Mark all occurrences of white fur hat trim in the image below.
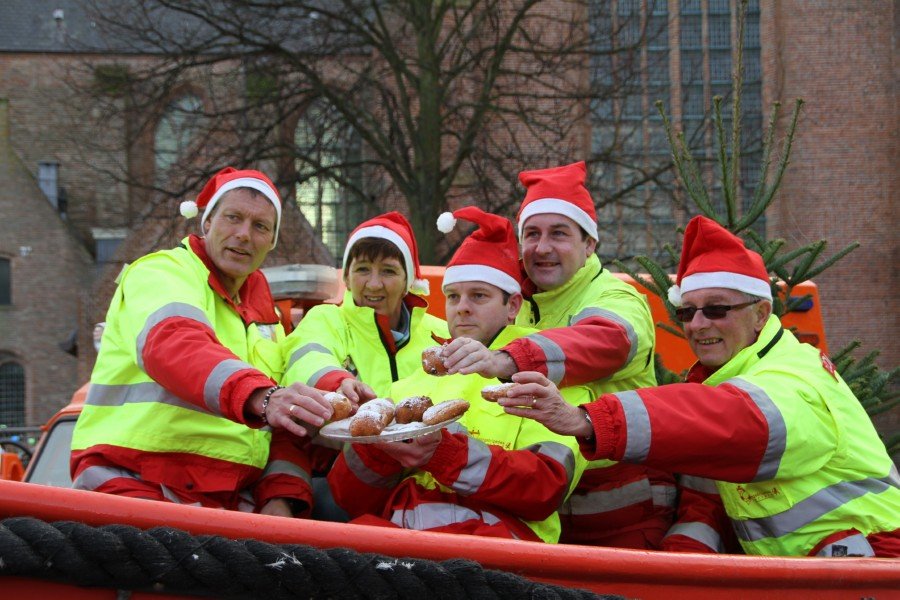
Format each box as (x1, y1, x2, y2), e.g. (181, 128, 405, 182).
(436, 212, 457, 233)
(180, 200, 199, 218)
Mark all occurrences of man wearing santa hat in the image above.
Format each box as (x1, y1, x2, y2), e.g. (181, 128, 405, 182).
(328, 206, 588, 542)
(505, 215, 900, 556)
(71, 167, 332, 517)
(439, 162, 673, 549)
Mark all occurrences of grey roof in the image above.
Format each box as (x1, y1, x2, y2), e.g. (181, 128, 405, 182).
(0, 0, 346, 55)
(0, 0, 110, 53)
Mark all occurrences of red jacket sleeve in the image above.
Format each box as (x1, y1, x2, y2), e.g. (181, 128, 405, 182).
(328, 443, 405, 518)
(661, 475, 737, 553)
(424, 429, 570, 521)
(142, 316, 275, 424)
(581, 383, 774, 482)
(251, 430, 315, 515)
(502, 315, 632, 387)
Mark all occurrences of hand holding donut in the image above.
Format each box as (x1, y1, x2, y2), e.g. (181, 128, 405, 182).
(338, 377, 376, 406)
(441, 337, 517, 379)
(253, 382, 332, 438)
(495, 371, 593, 438)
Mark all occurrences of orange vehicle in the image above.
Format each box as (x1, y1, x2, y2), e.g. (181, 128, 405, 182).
(266, 263, 829, 375)
(3, 266, 882, 599)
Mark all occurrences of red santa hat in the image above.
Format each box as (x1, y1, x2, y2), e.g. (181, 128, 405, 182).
(667, 215, 772, 306)
(342, 211, 430, 296)
(436, 206, 522, 295)
(516, 161, 598, 240)
(180, 167, 282, 247)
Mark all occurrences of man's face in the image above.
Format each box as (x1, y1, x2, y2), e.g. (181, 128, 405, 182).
(682, 287, 771, 369)
(444, 281, 522, 344)
(520, 213, 597, 291)
(203, 189, 276, 295)
(345, 254, 407, 322)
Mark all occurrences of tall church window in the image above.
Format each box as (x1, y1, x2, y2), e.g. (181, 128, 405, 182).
(154, 95, 204, 177)
(0, 258, 10, 305)
(0, 358, 25, 428)
(295, 99, 364, 262)
(590, 0, 762, 264)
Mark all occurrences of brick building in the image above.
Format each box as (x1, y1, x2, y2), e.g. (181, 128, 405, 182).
(0, 1, 895, 429)
(760, 0, 897, 374)
(0, 1, 331, 427)
(0, 98, 92, 426)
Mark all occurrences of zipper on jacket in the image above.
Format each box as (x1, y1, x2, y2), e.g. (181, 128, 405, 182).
(374, 313, 400, 382)
(527, 297, 541, 324)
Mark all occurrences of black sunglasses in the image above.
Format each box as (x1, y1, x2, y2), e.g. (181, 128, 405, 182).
(674, 299, 760, 323)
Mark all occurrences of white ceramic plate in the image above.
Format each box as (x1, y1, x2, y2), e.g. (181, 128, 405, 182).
(318, 414, 463, 444)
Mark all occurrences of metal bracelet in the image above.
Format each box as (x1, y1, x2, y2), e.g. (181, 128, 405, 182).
(260, 385, 284, 426)
(580, 408, 595, 441)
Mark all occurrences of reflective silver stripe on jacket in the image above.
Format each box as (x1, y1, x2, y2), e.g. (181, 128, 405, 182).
(562, 480, 675, 515)
(86, 381, 208, 414)
(260, 459, 312, 486)
(722, 378, 786, 481)
(342, 444, 403, 488)
(571, 307, 638, 366)
(523, 333, 566, 384)
(204, 358, 256, 415)
(390, 502, 516, 538)
(529, 441, 577, 492)
(731, 475, 897, 542)
(286, 343, 332, 372)
(452, 437, 493, 495)
(616, 390, 651, 463)
(815, 533, 875, 557)
(446, 421, 469, 435)
(136, 302, 212, 369)
(664, 522, 724, 552)
(73, 464, 140, 491)
(680, 475, 720, 495)
(308, 365, 343, 387)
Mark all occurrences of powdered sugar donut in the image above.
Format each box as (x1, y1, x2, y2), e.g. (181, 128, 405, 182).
(421, 346, 449, 375)
(395, 396, 434, 424)
(349, 398, 395, 436)
(422, 399, 470, 425)
(481, 383, 516, 401)
(324, 392, 352, 422)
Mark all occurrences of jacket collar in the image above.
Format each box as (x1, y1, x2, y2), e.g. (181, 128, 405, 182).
(523, 253, 603, 302)
(340, 290, 431, 353)
(186, 235, 279, 324)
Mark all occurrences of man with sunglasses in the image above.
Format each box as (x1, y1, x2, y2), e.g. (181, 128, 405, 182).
(503, 215, 900, 557)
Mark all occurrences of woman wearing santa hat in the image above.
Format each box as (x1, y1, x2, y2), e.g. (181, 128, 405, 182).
(282, 211, 448, 405)
(504, 215, 900, 557)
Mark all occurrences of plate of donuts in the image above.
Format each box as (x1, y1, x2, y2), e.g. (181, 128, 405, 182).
(318, 396, 470, 443)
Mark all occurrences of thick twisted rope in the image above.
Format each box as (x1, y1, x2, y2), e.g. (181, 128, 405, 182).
(0, 517, 617, 599)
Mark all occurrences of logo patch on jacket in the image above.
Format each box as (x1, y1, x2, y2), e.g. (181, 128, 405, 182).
(820, 351, 838, 380)
(736, 485, 780, 505)
(257, 324, 277, 341)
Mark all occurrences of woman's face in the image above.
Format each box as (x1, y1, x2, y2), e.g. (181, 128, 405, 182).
(346, 254, 407, 323)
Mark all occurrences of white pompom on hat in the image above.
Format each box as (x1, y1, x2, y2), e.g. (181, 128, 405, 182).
(516, 161, 598, 241)
(438, 206, 521, 295)
(181, 166, 282, 248)
(668, 215, 772, 306)
(343, 211, 430, 296)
